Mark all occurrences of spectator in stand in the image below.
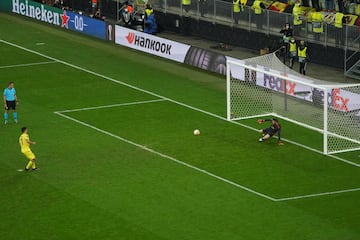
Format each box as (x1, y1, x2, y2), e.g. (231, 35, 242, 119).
(325, 0, 335, 10)
(252, 0, 266, 30)
(53, 0, 61, 8)
(334, 13, 350, 47)
(199, 0, 207, 17)
(311, 0, 320, 9)
(292, 0, 303, 36)
(120, 1, 134, 25)
(233, 0, 241, 24)
(94, 9, 104, 20)
(144, 7, 157, 35)
(182, 0, 191, 35)
(280, 23, 293, 63)
(302, 0, 310, 7)
(336, 0, 345, 12)
(233, 0, 247, 24)
(92, 0, 98, 14)
(310, 8, 324, 41)
(182, 0, 191, 15)
(145, 3, 154, 17)
(297, 40, 308, 75)
(126, 2, 134, 14)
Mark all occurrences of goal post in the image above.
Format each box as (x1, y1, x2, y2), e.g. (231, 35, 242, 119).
(226, 59, 360, 155)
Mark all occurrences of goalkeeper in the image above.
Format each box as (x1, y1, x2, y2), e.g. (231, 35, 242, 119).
(257, 118, 283, 145)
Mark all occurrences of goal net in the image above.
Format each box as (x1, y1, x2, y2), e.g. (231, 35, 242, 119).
(226, 53, 360, 154)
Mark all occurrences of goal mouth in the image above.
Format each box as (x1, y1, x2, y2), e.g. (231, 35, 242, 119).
(226, 53, 360, 155)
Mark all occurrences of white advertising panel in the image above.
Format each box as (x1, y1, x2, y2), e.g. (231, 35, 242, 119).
(226, 56, 360, 112)
(115, 25, 190, 63)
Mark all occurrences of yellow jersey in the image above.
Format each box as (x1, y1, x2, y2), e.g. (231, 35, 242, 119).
(334, 12, 344, 28)
(311, 12, 324, 33)
(19, 133, 31, 152)
(292, 3, 302, 26)
(289, 42, 297, 53)
(233, 0, 241, 13)
(252, 0, 262, 14)
(145, 8, 153, 17)
(182, 0, 191, 6)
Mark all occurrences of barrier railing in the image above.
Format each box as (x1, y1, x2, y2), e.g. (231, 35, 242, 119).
(53, 0, 358, 50)
(150, 0, 359, 50)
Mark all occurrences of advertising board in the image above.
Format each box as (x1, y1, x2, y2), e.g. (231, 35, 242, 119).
(115, 25, 190, 63)
(7, 0, 106, 39)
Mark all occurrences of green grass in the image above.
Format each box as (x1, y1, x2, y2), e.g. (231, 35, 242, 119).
(1, 12, 360, 240)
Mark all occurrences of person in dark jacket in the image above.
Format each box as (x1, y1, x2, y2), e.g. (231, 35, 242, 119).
(280, 23, 294, 63)
(144, 10, 157, 34)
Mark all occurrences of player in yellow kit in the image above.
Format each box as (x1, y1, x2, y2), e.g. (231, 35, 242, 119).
(19, 127, 38, 171)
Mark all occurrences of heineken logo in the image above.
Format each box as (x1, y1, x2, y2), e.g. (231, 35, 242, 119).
(11, 0, 69, 27)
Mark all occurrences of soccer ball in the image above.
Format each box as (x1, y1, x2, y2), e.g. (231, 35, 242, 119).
(193, 129, 200, 136)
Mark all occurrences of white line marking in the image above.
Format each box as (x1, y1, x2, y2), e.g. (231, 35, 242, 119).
(231, 119, 360, 166)
(1, 39, 357, 169)
(275, 187, 360, 201)
(58, 99, 166, 113)
(0, 61, 56, 69)
(230, 120, 360, 167)
(54, 111, 277, 202)
(57, 103, 360, 202)
(3, 39, 360, 201)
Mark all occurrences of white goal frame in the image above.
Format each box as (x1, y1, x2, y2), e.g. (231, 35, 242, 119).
(226, 59, 360, 155)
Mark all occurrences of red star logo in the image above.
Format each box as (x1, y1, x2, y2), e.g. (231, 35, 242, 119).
(61, 10, 69, 28)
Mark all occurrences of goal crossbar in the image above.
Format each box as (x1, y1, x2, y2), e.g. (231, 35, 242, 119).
(226, 59, 360, 155)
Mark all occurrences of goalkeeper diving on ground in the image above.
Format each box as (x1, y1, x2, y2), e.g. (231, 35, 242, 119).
(257, 118, 283, 145)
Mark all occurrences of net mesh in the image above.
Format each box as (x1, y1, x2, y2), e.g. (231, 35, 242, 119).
(228, 54, 360, 154)
(243, 52, 345, 86)
(229, 71, 273, 120)
(326, 86, 360, 154)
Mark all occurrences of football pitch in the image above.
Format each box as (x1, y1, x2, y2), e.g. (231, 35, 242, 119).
(1, 13, 360, 239)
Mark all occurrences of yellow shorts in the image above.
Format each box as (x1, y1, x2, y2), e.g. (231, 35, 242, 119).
(22, 150, 36, 161)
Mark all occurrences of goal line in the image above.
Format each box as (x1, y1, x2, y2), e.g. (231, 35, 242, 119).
(226, 59, 360, 155)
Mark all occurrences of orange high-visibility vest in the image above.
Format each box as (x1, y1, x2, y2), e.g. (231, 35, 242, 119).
(127, 5, 133, 14)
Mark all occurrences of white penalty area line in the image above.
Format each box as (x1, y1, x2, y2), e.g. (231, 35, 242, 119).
(57, 99, 166, 113)
(54, 111, 277, 202)
(3, 39, 360, 201)
(230, 120, 360, 168)
(275, 187, 360, 202)
(56, 109, 360, 202)
(0, 61, 56, 69)
(1, 39, 358, 169)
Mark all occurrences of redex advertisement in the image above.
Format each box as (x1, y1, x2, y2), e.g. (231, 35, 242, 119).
(115, 25, 190, 63)
(229, 60, 360, 112)
(114, 23, 360, 112)
(4, 0, 106, 39)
